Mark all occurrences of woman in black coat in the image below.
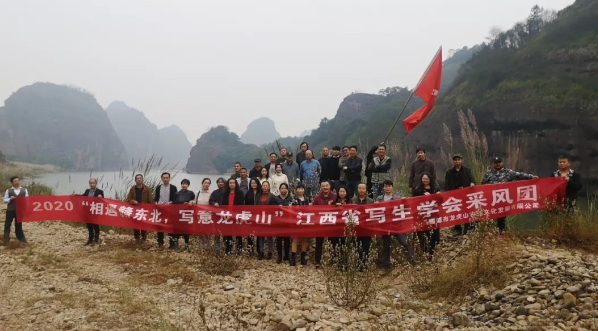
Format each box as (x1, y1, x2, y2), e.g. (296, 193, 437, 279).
(221, 177, 245, 255)
(412, 172, 441, 261)
(255, 180, 278, 260)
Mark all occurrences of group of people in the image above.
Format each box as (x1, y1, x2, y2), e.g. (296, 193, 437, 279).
(3, 142, 583, 270)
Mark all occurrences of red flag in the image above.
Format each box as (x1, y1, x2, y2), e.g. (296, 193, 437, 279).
(403, 47, 443, 134)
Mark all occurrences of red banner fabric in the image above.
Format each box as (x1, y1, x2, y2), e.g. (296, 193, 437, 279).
(16, 178, 565, 237)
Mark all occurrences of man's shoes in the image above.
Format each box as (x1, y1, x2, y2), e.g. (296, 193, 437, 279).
(267, 252, 273, 260)
(89, 240, 97, 247)
(277, 255, 283, 264)
(258, 252, 264, 261)
(84, 240, 92, 246)
(289, 253, 297, 266)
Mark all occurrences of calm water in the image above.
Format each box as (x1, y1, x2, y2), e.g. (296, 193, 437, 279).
(28, 171, 228, 198)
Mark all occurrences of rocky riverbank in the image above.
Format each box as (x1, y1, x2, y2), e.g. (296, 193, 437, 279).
(0, 208, 596, 330)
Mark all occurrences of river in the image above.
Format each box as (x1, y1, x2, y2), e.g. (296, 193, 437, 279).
(28, 171, 227, 198)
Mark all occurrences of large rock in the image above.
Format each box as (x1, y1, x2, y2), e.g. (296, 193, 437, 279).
(0, 83, 127, 170)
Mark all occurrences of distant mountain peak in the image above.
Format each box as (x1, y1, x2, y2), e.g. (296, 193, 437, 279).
(240, 117, 281, 145)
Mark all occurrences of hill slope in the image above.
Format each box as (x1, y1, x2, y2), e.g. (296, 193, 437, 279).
(407, 0, 598, 183)
(0, 83, 127, 170)
(240, 117, 281, 146)
(106, 101, 191, 167)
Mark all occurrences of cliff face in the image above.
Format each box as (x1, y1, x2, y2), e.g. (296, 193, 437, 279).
(240, 117, 281, 146)
(186, 126, 264, 174)
(106, 101, 191, 167)
(0, 83, 127, 170)
(407, 0, 598, 184)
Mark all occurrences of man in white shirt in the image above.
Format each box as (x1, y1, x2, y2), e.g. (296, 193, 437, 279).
(3, 176, 29, 244)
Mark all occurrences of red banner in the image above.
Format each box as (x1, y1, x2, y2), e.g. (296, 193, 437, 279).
(16, 178, 566, 237)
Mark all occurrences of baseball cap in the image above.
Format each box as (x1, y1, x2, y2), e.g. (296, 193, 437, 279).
(452, 153, 463, 160)
(491, 157, 503, 163)
(254, 158, 261, 163)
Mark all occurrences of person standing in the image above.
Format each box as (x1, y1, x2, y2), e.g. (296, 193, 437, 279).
(343, 146, 363, 199)
(256, 181, 278, 260)
(126, 174, 153, 242)
(330, 186, 349, 264)
(275, 183, 293, 264)
(444, 154, 475, 236)
(291, 183, 310, 266)
(281, 152, 300, 184)
(220, 178, 245, 255)
(209, 177, 226, 207)
(300, 150, 321, 199)
(249, 159, 263, 179)
(269, 164, 289, 197)
(350, 183, 374, 269)
(482, 157, 538, 232)
(413, 173, 441, 261)
(74, 178, 104, 246)
(318, 147, 332, 183)
(365, 145, 378, 198)
(376, 180, 415, 270)
(278, 147, 288, 164)
(267, 153, 280, 178)
(369, 144, 392, 201)
(296, 142, 309, 165)
(312, 181, 337, 268)
(154, 172, 178, 248)
(552, 155, 582, 210)
(237, 168, 250, 196)
(195, 178, 212, 206)
(3, 176, 28, 244)
(409, 148, 436, 194)
(258, 168, 270, 185)
(338, 146, 350, 187)
(329, 146, 342, 191)
(231, 162, 242, 179)
(173, 179, 195, 252)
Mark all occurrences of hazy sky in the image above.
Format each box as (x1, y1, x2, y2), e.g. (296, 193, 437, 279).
(0, 0, 574, 143)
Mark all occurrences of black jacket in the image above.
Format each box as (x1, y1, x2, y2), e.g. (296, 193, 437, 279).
(552, 170, 582, 202)
(255, 192, 278, 206)
(80, 188, 104, 197)
(329, 156, 341, 181)
(174, 190, 196, 204)
(444, 166, 475, 191)
(296, 152, 307, 166)
(344, 156, 363, 181)
(249, 167, 263, 179)
(244, 189, 261, 205)
(365, 146, 377, 179)
(221, 190, 245, 206)
(154, 184, 177, 203)
(209, 189, 224, 205)
(318, 156, 336, 182)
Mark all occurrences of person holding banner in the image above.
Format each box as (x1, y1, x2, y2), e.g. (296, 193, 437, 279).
(72, 178, 104, 246)
(351, 183, 374, 269)
(313, 180, 337, 268)
(329, 186, 349, 264)
(221, 178, 245, 255)
(172, 179, 195, 252)
(444, 154, 476, 236)
(482, 157, 538, 232)
(291, 183, 310, 266)
(3, 176, 28, 244)
(256, 181, 277, 260)
(126, 174, 153, 242)
(275, 183, 292, 264)
(376, 180, 415, 270)
(154, 172, 177, 249)
(552, 155, 582, 210)
(413, 172, 441, 261)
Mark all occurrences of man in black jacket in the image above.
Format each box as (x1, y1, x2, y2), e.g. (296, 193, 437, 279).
(444, 154, 475, 236)
(409, 148, 436, 194)
(154, 172, 178, 248)
(553, 155, 583, 210)
(296, 142, 309, 165)
(342, 146, 363, 199)
(75, 178, 104, 246)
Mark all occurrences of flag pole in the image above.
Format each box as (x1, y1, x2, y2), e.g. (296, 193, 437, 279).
(383, 46, 442, 143)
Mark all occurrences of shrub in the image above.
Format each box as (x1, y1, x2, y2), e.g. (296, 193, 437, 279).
(541, 196, 598, 251)
(322, 220, 379, 309)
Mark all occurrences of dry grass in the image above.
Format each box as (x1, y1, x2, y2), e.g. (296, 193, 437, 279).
(541, 198, 598, 251)
(405, 220, 519, 300)
(322, 221, 379, 309)
(190, 236, 248, 277)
